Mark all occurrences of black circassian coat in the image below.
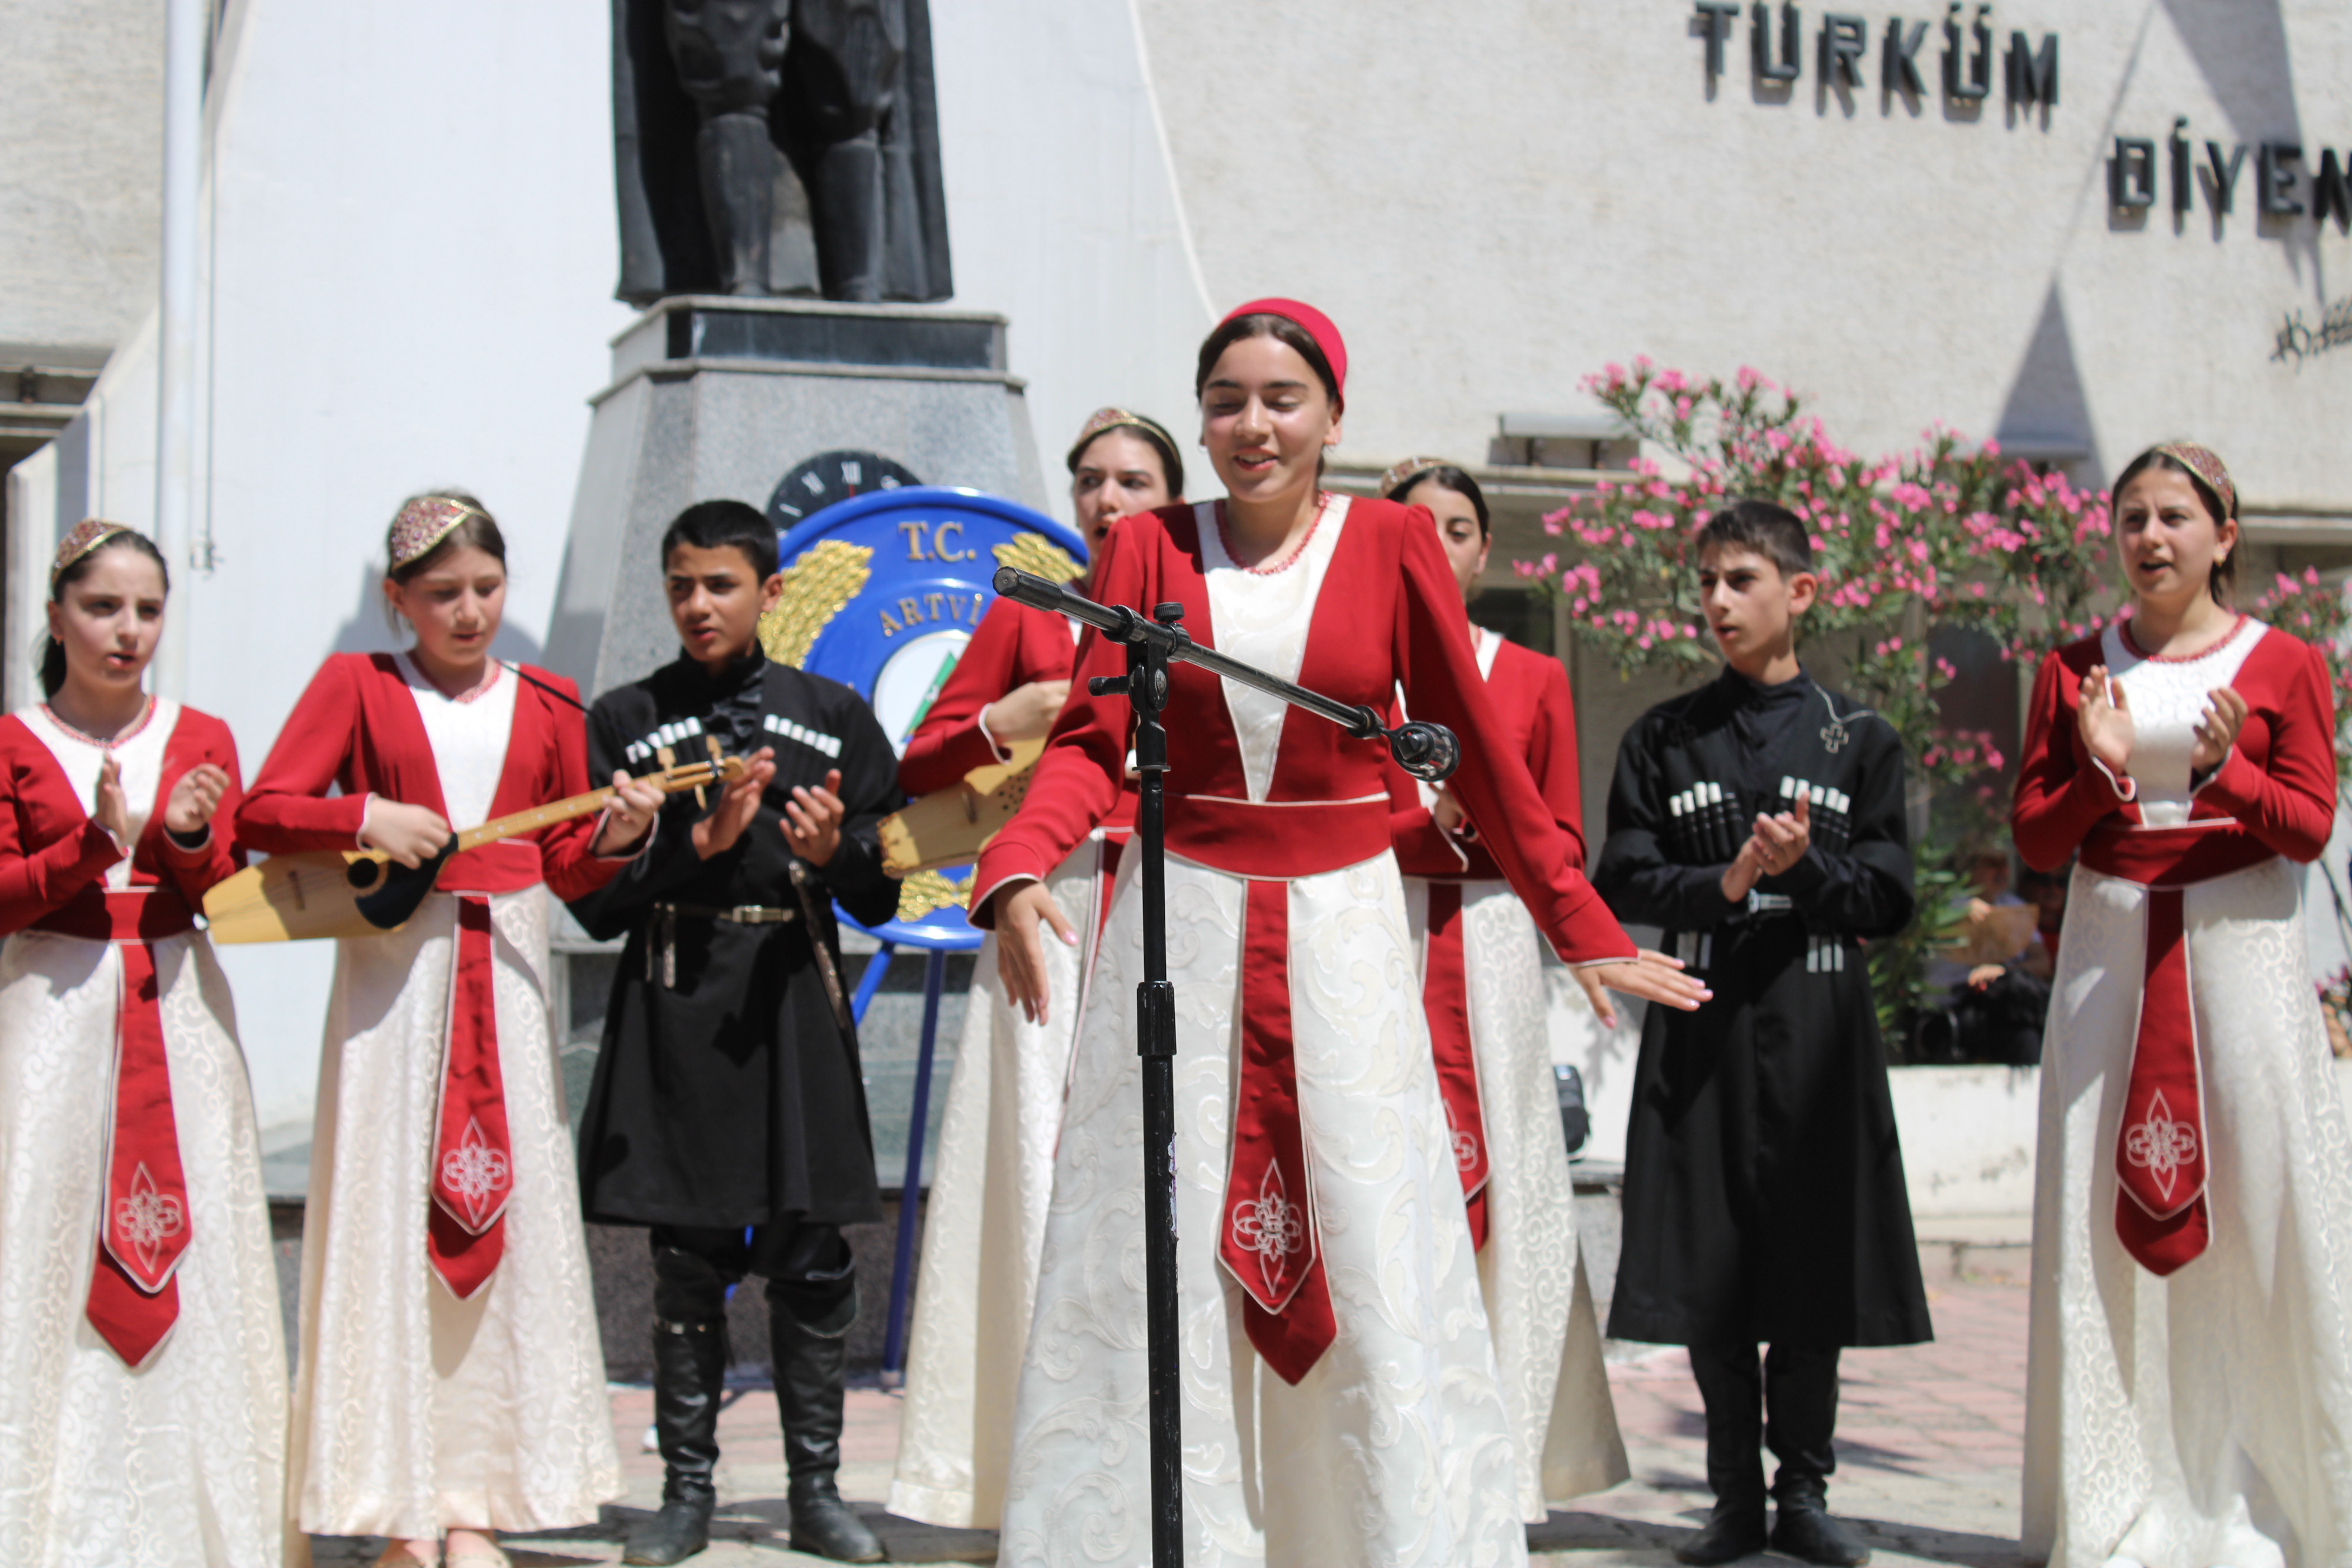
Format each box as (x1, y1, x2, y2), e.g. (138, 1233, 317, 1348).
(570, 651, 904, 1230)
(1595, 667, 1932, 1350)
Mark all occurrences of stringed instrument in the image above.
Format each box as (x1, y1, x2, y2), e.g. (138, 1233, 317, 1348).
(202, 754, 746, 944)
(877, 738, 1045, 876)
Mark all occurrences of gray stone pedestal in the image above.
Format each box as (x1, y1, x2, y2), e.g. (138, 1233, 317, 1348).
(545, 295, 1048, 696)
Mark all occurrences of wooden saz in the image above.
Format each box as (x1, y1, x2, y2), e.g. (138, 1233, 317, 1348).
(877, 738, 1044, 876)
(202, 754, 746, 944)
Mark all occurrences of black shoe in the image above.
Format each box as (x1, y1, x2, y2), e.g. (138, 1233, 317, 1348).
(1676, 1503, 1768, 1565)
(789, 1475, 885, 1563)
(624, 1489, 715, 1566)
(1771, 1501, 1871, 1566)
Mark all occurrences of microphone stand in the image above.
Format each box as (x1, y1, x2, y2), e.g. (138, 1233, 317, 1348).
(993, 566, 1458, 1568)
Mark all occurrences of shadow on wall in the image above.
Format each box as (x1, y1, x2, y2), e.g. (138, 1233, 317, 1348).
(323, 558, 545, 667)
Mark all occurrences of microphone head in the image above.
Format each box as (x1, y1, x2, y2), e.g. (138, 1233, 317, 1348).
(1389, 721, 1459, 783)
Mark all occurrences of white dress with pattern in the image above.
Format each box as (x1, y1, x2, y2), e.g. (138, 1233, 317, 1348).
(2023, 621, 2352, 1568)
(0, 700, 292, 1567)
(995, 503, 1529, 1568)
(1400, 631, 1630, 1521)
(288, 659, 622, 1538)
(890, 826, 1121, 1528)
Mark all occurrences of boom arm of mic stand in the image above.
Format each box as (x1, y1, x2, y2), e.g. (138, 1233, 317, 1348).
(993, 567, 1460, 782)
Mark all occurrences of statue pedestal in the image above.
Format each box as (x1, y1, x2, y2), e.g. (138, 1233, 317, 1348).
(545, 295, 1047, 697)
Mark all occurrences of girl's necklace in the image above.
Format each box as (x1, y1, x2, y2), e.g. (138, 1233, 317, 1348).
(43, 693, 155, 749)
(1217, 492, 1331, 576)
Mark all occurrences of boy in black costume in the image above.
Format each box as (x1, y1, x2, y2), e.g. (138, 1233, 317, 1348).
(1595, 502, 1930, 1567)
(570, 500, 903, 1564)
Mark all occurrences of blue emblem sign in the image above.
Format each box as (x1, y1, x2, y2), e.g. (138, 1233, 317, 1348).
(758, 486, 1087, 945)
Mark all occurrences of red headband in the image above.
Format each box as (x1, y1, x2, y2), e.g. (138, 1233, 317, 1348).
(1221, 297, 1348, 401)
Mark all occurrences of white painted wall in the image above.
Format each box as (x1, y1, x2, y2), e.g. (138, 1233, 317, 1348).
(40, 0, 635, 1128)
(1135, 0, 2352, 502)
(926, 0, 1213, 512)
(0, 0, 163, 355)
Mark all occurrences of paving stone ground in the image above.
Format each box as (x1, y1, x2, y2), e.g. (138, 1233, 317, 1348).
(309, 1278, 2031, 1567)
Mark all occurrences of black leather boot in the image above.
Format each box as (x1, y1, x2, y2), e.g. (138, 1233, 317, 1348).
(625, 1315, 727, 1566)
(1680, 1344, 1768, 1565)
(772, 1285, 883, 1562)
(1766, 1346, 1869, 1566)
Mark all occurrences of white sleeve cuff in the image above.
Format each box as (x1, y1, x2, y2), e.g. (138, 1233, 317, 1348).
(355, 792, 381, 851)
(974, 704, 1015, 765)
(2090, 756, 2138, 803)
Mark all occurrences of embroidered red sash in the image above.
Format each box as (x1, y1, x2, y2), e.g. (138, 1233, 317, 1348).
(39, 888, 197, 1368)
(2082, 823, 2275, 1276)
(1422, 882, 1491, 1250)
(426, 896, 514, 1298)
(1220, 878, 1337, 1384)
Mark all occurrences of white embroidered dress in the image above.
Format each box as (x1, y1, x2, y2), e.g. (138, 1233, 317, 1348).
(889, 819, 1122, 1528)
(288, 658, 622, 1537)
(2022, 620, 2352, 1568)
(0, 699, 290, 1568)
(996, 501, 1528, 1568)
(1400, 627, 1629, 1521)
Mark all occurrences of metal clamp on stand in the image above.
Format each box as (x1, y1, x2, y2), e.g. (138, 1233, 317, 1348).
(992, 566, 1459, 1568)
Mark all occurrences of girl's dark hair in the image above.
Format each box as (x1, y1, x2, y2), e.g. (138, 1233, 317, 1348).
(1387, 465, 1491, 539)
(663, 498, 780, 579)
(387, 489, 507, 585)
(1194, 312, 1341, 411)
(1072, 424, 1185, 501)
(43, 527, 169, 698)
(2112, 448, 2236, 605)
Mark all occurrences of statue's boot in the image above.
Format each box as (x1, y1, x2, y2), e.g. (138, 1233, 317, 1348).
(625, 1314, 726, 1566)
(814, 134, 886, 303)
(697, 109, 775, 295)
(772, 1288, 883, 1562)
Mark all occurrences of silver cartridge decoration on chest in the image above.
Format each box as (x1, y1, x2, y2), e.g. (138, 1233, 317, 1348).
(1780, 776, 1854, 852)
(1668, 780, 1741, 862)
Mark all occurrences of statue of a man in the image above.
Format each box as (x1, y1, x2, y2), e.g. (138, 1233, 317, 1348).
(613, 0, 952, 305)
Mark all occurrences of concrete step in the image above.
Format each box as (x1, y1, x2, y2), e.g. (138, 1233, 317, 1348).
(1915, 1214, 2032, 1285)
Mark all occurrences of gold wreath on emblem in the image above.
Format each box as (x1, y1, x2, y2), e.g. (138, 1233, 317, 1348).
(894, 868, 972, 922)
(991, 535, 1084, 586)
(758, 540, 874, 667)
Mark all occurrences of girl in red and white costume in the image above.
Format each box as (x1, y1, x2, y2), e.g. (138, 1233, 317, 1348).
(888, 409, 1178, 1529)
(977, 302, 1704, 1567)
(2014, 444, 2352, 1568)
(240, 495, 663, 1568)
(0, 522, 287, 1567)
(1382, 457, 1631, 1522)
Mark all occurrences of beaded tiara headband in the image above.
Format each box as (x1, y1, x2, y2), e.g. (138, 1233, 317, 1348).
(1378, 456, 1451, 498)
(389, 495, 489, 569)
(2150, 442, 2237, 520)
(50, 520, 130, 588)
(1067, 407, 1178, 472)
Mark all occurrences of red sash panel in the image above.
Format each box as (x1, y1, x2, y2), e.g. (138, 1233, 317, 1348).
(1220, 878, 1335, 1385)
(89, 936, 191, 1368)
(2082, 822, 2273, 1277)
(427, 896, 514, 1298)
(2114, 886, 2209, 1273)
(1422, 883, 1491, 1250)
(1171, 795, 1390, 880)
